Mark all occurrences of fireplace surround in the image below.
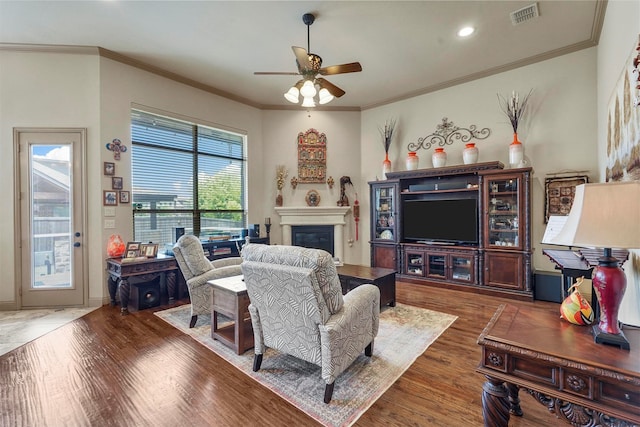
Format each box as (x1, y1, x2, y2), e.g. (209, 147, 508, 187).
(275, 206, 351, 263)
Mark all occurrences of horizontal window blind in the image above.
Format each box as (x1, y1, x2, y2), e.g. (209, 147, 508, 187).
(131, 109, 246, 244)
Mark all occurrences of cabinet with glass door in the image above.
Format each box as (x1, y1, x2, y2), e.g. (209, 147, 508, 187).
(369, 180, 399, 269)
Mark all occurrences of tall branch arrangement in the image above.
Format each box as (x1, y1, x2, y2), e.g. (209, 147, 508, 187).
(497, 89, 533, 133)
(378, 118, 397, 153)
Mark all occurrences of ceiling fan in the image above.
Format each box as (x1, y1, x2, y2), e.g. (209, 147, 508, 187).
(254, 13, 362, 106)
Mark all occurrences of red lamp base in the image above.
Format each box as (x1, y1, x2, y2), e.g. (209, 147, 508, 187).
(592, 325, 630, 350)
(591, 249, 630, 350)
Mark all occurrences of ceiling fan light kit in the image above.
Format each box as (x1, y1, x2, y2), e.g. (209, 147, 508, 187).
(258, 13, 362, 107)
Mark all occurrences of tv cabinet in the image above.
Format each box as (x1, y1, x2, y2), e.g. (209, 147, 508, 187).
(370, 161, 533, 300)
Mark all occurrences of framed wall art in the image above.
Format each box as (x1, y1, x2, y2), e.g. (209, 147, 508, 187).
(544, 175, 588, 223)
(103, 190, 118, 206)
(297, 128, 327, 183)
(119, 190, 130, 204)
(104, 162, 115, 176)
(112, 176, 123, 190)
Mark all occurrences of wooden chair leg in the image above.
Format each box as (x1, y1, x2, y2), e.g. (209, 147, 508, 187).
(253, 354, 263, 372)
(365, 341, 373, 357)
(189, 315, 198, 328)
(324, 382, 335, 404)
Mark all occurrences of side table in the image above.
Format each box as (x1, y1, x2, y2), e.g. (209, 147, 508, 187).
(477, 304, 639, 426)
(336, 264, 396, 308)
(208, 275, 254, 355)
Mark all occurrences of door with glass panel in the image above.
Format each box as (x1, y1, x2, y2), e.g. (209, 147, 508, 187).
(16, 128, 86, 307)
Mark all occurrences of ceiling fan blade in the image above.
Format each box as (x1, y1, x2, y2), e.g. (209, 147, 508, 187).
(319, 62, 362, 75)
(254, 71, 301, 75)
(316, 77, 345, 98)
(292, 46, 312, 71)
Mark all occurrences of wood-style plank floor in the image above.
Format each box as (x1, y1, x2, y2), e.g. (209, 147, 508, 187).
(1, 282, 568, 426)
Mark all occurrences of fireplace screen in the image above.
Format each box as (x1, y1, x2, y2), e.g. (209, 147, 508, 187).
(292, 225, 334, 256)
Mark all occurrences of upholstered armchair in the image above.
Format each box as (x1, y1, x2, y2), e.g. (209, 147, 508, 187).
(173, 235, 242, 328)
(241, 244, 380, 403)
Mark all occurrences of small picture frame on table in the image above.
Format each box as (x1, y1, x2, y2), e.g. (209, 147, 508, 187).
(104, 162, 115, 176)
(140, 243, 158, 258)
(119, 191, 130, 204)
(103, 190, 118, 206)
(112, 177, 123, 190)
(125, 242, 141, 258)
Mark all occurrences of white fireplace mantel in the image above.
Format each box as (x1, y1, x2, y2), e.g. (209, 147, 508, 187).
(275, 206, 351, 262)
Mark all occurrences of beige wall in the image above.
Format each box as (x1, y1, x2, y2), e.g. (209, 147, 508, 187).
(596, 0, 640, 326)
(360, 48, 599, 271)
(2, 1, 635, 308)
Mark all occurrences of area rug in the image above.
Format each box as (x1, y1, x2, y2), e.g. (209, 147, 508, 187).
(155, 303, 457, 427)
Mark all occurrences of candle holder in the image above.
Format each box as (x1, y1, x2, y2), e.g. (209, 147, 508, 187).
(264, 218, 272, 244)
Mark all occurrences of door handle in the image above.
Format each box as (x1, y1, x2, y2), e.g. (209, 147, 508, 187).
(74, 242, 81, 247)
(75, 232, 81, 237)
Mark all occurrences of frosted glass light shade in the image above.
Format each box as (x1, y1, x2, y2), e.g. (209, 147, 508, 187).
(284, 86, 299, 103)
(300, 80, 317, 98)
(301, 96, 316, 108)
(318, 88, 334, 104)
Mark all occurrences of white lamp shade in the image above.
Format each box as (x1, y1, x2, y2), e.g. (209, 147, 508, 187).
(284, 86, 299, 103)
(301, 96, 316, 108)
(550, 182, 640, 249)
(318, 88, 334, 105)
(299, 80, 317, 98)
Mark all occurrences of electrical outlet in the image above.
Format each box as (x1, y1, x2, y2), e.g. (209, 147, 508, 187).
(104, 219, 116, 229)
(104, 207, 116, 217)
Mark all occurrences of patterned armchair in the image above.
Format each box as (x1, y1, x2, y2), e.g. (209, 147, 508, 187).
(173, 235, 242, 328)
(241, 244, 380, 403)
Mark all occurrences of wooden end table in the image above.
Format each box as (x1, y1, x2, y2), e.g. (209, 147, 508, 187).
(336, 264, 396, 308)
(207, 275, 253, 355)
(477, 304, 640, 426)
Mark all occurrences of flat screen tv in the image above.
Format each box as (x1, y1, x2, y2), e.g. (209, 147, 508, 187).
(402, 198, 478, 245)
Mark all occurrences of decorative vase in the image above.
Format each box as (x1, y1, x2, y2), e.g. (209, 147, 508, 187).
(275, 190, 283, 207)
(406, 151, 419, 170)
(382, 152, 392, 179)
(592, 263, 627, 336)
(432, 148, 447, 168)
(509, 133, 524, 168)
(107, 234, 125, 258)
(463, 143, 479, 164)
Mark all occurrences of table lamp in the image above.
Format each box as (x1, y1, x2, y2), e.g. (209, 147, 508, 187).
(550, 181, 640, 350)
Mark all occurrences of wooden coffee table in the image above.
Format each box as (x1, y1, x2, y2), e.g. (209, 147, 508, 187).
(207, 275, 253, 355)
(336, 264, 396, 308)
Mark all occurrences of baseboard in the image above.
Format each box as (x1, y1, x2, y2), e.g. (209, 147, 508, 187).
(0, 301, 18, 311)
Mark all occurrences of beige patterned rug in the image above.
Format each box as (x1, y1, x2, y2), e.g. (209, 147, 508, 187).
(155, 303, 457, 427)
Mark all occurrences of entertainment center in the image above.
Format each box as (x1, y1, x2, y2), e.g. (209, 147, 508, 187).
(369, 161, 533, 299)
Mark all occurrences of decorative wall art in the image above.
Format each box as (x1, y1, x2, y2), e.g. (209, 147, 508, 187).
(605, 34, 640, 183)
(297, 128, 327, 183)
(544, 175, 589, 223)
(407, 117, 491, 152)
(106, 138, 127, 160)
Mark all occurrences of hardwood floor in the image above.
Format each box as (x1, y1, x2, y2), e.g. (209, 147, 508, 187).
(0, 282, 569, 426)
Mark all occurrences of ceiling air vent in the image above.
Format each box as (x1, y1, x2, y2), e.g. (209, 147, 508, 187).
(510, 3, 539, 25)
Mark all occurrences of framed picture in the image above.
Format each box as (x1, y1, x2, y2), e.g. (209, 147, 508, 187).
(544, 175, 589, 223)
(140, 243, 158, 258)
(125, 242, 141, 258)
(119, 190, 130, 204)
(112, 176, 123, 190)
(103, 190, 118, 206)
(104, 162, 115, 176)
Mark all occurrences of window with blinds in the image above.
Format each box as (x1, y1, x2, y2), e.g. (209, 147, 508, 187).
(131, 109, 246, 245)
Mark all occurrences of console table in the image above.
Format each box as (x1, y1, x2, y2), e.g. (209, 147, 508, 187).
(106, 254, 179, 314)
(477, 304, 639, 426)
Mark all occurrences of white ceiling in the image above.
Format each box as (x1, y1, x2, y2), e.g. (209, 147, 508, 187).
(0, 1, 604, 110)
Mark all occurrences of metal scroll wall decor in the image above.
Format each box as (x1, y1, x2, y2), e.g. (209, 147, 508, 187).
(407, 117, 491, 152)
(297, 128, 327, 183)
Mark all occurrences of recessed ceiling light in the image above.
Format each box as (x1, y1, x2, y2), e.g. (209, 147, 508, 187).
(457, 26, 475, 37)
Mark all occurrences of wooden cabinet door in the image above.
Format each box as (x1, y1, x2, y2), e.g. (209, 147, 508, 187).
(372, 244, 397, 270)
(484, 251, 523, 290)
